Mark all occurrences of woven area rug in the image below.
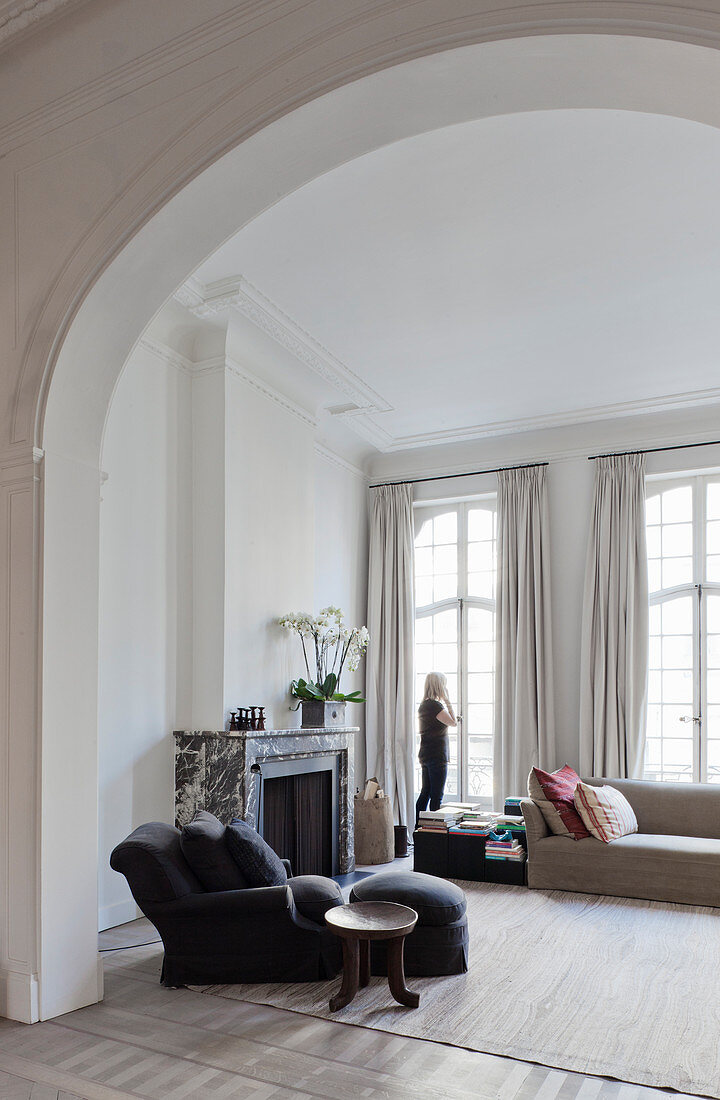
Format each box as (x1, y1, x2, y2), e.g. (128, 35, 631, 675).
(197, 882, 720, 1097)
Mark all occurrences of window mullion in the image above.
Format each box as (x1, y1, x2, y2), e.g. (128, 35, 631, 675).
(696, 480, 704, 782)
(458, 503, 468, 801)
(698, 478, 707, 782)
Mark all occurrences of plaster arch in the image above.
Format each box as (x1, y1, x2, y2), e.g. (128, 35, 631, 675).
(36, 31, 720, 1021)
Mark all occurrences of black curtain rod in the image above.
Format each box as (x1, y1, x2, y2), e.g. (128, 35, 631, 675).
(369, 461, 548, 490)
(588, 439, 720, 461)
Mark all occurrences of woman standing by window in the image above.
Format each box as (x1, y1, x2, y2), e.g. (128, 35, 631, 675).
(415, 672, 457, 826)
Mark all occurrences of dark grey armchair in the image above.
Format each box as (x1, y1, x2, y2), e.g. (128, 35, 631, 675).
(110, 822, 342, 986)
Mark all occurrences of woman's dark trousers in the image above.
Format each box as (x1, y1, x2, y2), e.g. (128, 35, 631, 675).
(415, 762, 448, 827)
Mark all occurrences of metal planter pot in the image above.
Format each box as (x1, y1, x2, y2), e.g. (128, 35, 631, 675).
(301, 700, 347, 728)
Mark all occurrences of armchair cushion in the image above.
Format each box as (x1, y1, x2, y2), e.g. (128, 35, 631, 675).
(288, 875, 343, 924)
(180, 810, 249, 892)
(225, 818, 288, 887)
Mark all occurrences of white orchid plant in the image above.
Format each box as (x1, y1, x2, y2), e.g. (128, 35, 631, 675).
(278, 606, 369, 705)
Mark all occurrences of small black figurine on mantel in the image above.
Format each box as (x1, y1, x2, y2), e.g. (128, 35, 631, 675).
(257, 706, 266, 731)
(229, 710, 239, 731)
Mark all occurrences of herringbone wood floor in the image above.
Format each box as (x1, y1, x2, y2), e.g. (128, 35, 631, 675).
(0, 919, 701, 1099)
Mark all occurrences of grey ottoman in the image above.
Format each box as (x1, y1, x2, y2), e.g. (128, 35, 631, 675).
(349, 871, 468, 976)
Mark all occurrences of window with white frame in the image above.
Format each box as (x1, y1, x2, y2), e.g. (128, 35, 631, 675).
(413, 498, 497, 805)
(645, 473, 720, 783)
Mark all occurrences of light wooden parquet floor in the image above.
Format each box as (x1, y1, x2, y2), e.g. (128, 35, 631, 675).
(0, 919, 701, 1100)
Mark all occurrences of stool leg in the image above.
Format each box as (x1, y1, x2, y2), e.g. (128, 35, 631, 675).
(359, 939, 370, 988)
(386, 936, 420, 1008)
(329, 937, 360, 1011)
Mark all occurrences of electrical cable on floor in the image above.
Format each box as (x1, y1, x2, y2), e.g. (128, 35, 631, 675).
(99, 939, 161, 952)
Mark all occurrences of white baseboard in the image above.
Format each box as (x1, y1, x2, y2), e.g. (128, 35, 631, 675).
(98, 898, 140, 931)
(0, 968, 39, 1023)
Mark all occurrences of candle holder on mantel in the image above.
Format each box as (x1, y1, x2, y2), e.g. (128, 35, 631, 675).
(228, 706, 267, 732)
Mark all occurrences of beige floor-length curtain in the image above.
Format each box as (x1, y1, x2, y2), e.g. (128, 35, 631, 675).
(580, 454, 648, 778)
(494, 465, 555, 804)
(365, 483, 416, 829)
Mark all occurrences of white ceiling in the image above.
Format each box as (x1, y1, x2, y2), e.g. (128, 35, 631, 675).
(189, 108, 720, 456)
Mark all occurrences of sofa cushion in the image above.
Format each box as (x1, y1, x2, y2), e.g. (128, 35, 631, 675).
(528, 831, 720, 907)
(225, 818, 288, 887)
(180, 810, 249, 892)
(582, 777, 720, 840)
(349, 870, 466, 926)
(574, 781, 638, 843)
(531, 765, 590, 839)
(288, 875, 343, 923)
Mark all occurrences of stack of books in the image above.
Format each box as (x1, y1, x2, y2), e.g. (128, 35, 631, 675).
(417, 808, 464, 832)
(485, 836, 527, 862)
(450, 808, 498, 836)
(449, 820, 493, 836)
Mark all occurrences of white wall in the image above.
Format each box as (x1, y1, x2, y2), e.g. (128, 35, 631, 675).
(223, 370, 316, 727)
(97, 343, 193, 931)
(97, 333, 371, 929)
(314, 447, 370, 785)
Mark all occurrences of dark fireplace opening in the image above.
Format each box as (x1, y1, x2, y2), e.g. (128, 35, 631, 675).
(261, 765, 335, 877)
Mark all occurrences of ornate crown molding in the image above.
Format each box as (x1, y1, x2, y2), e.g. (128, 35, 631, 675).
(173, 279, 720, 456)
(138, 335, 317, 430)
(138, 336, 194, 375)
(314, 443, 367, 482)
(382, 386, 720, 452)
(174, 275, 392, 419)
(223, 353, 317, 430)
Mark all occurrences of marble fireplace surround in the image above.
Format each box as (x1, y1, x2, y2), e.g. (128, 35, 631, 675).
(174, 727, 357, 874)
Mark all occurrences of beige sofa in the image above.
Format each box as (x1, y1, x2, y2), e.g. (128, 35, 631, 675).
(521, 777, 720, 907)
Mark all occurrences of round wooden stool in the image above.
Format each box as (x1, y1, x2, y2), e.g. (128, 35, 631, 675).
(325, 901, 420, 1011)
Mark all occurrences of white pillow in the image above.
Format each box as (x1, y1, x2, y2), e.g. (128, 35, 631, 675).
(573, 782, 638, 843)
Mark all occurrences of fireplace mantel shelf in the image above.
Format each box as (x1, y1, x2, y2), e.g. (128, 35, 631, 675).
(174, 727, 359, 739)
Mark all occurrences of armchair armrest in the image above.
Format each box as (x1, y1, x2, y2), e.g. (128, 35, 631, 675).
(521, 799, 549, 851)
(281, 858, 293, 877)
(163, 885, 292, 919)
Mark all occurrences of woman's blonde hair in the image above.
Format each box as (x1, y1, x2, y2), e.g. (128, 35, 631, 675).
(422, 671, 448, 702)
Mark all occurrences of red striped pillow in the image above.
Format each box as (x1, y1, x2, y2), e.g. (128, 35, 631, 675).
(531, 765, 590, 840)
(573, 782, 638, 843)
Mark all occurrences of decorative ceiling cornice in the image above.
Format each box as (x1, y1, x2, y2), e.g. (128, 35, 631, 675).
(138, 335, 317, 431)
(174, 274, 393, 420)
(174, 274, 720, 455)
(0, 0, 85, 51)
(381, 385, 720, 452)
(314, 443, 368, 482)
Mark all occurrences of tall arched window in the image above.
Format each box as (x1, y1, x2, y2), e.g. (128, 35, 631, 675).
(645, 474, 720, 782)
(413, 497, 497, 805)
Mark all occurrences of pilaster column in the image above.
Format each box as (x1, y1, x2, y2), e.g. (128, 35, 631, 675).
(0, 446, 42, 1022)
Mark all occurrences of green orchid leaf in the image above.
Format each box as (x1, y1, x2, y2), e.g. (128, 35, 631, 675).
(322, 672, 337, 698)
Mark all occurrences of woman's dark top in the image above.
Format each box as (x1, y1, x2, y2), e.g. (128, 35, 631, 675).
(418, 698, 449, 764)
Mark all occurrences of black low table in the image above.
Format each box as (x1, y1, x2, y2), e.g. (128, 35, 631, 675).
(325, 901, 420, 1010)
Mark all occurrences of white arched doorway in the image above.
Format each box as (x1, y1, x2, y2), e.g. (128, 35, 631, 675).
(38, 32, 720, 1020)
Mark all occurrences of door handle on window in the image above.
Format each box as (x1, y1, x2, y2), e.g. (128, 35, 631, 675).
(679, 715, 701, 723)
